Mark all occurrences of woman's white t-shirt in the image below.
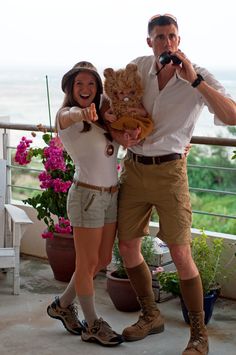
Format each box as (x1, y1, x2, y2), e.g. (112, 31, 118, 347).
(58, 120, 119, 187)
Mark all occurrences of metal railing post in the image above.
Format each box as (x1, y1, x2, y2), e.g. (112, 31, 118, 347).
(3, 128, 11, 204)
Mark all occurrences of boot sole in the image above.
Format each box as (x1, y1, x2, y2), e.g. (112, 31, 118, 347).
(182, 344, 209, 354)
(81, 335, 124, 347)
(123, 324, 164, 342)
(47, 306, 83, 335)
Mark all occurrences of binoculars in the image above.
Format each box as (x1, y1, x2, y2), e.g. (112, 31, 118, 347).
(159, 51, 182, 66)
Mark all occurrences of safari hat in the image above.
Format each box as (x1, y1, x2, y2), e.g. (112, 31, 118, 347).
(61, 61, 103, 93)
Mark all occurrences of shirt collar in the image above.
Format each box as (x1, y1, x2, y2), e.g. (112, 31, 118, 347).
(149, 57, 158, 76)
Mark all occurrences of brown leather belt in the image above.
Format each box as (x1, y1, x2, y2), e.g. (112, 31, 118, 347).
(127, 150, 182, 165)
(73, 180, 118, 193)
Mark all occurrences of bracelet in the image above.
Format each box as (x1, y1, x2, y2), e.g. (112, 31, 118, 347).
(191, 74, 204, 88)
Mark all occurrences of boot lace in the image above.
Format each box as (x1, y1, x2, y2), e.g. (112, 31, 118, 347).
(187, 317, 206, 348)
(91, 318, 118, 337)
(130, 311, 157, 329)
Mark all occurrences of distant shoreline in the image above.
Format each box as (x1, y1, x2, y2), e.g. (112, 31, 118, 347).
(0, 67, 235, 141)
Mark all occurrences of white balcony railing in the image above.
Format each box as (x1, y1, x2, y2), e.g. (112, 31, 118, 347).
(1, 121, 236, 299)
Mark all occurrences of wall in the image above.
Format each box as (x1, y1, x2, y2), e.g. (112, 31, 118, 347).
(17, 204, 47, 259)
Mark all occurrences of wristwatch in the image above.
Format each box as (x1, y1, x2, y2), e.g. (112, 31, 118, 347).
(191, 74, 204, 88)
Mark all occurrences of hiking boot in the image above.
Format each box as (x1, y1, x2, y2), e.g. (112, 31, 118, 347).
(122, 309, 164, 341)
(81, 317, 124, 347)
(47, 296, 84, 335)
(122, 295, 164, 341)
(182, 311, 209, 355)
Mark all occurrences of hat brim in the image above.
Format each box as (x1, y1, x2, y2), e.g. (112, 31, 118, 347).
(61, 67, 103, 94)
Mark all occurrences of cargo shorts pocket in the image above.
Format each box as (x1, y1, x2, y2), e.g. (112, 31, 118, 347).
(174, 191, 192, 227)
(84, 193, 96, 211)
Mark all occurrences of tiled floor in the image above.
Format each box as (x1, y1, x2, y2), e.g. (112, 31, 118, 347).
(0, 256, 236, 355)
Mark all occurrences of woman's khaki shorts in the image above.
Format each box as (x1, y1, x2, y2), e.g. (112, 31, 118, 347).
(118, 157, 192, 245)
(67, 184, 118, 228)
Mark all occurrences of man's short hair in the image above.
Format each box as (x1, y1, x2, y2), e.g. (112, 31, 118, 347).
(148, 14, 178, 35)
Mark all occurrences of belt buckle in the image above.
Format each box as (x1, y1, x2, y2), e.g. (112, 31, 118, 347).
(134, 153, 139, 163)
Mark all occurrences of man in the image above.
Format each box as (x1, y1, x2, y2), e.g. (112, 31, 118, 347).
(110, 14, 236, 355)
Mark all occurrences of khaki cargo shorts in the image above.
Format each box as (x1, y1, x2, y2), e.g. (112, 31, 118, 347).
(67, 184, 118, 228)
(118, 157, 192, 245)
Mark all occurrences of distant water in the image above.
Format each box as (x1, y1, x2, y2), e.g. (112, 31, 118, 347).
(0, 67, 236, 141)
(0, 67, 64, 128)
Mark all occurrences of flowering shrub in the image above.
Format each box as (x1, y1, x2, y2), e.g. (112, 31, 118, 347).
(15, 131, 75, 238)
(154, 230, 236, 296)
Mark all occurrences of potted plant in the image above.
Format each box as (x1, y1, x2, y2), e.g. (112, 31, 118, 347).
(14, 127, 75, 282)
(155, 230, 236, 324)
(107, 235, 156, 312)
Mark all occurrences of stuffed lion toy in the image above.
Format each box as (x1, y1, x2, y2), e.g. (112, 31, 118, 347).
(103, 64, 154, 140)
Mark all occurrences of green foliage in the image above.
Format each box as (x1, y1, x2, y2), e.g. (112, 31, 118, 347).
(191, 230, 223, 294)
(227, 126, 236, 136)
(157, 271, 180, 296)
(157, 230, 236, 296)
(112, 236, 155, 278)
(25, 189, 68, 231)
(191, 193, 236, 234)
(187, 145, 236, 192)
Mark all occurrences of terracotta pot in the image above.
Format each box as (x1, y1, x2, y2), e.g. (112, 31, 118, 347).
(106, 270, 141, 312)
(46, 232, 75, 282)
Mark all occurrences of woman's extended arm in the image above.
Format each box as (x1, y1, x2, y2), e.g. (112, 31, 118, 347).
(57, 105, 98, 130)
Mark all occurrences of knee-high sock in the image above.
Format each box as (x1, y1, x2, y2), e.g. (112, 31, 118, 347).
(78, 294, 98, 327)
(59, 273, 76, 308)
(180, 275, 204, 312)
(125, 261, 154, 299)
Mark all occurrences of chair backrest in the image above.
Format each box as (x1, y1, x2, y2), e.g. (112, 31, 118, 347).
(0, 159, 6, 247)
(0, 156, 33, 294)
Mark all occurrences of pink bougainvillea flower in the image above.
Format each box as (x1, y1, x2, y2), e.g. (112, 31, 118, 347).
(15, 136, 33, 165)
(43, 142, 66, 171)
(55, 217, 72, 234)
(52, 178, 72, 193)
(41, 231, 54, 239)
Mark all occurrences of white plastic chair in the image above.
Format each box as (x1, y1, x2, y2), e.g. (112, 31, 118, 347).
(0, 160, 33, 294)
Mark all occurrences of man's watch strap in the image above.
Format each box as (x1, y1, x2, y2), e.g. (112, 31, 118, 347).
(191, 74, 204, 88)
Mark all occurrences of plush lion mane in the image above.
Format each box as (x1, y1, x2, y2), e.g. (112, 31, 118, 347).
(103, 63, 143, 117)
(103, 64, 154, 140)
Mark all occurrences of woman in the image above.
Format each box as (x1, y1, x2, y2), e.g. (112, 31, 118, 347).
(47, 61, 123, 347)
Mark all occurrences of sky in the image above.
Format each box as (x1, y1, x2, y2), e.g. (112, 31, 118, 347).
(1, 0, 236, 72)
